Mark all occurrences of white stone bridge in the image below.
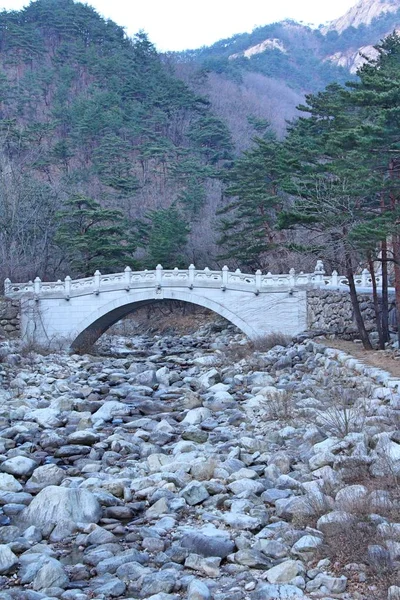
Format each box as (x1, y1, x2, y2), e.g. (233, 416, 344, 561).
(4, 263, 382, 351)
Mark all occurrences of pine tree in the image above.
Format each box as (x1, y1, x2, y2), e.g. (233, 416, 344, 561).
(55, 195, 137, 277)
(217, 129, 287, 270)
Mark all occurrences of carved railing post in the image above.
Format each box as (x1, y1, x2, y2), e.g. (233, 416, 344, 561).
(64, 276, 71, 298)
(361, 268, 369, 287)
(221, 265, 229, 291)
(4, 278, 11, 295)
(188, 264, 195, 287)
(34, 277, 41, 295)
(156, 264, 163, 287)
(255, 269, 262, 290)
(94, 270, 101, 295)
(124, 266, 132, 289)
(314, 260, 325, 287)
(289, 268, 295, 287)
(332, 270, 338, 288)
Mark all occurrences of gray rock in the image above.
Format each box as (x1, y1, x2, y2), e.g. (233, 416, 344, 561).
(251, 583, 304, 599)
(253, 540, 288, 559)
(145, 594, 180, 600)
(185, 553, 221, 577)
(25, 465, 65, 493)
(91, 573, 126, 597)
(0, 473, 23, 492)
(141, 571, 177, 596)
(182, 408, 211, 425)
(18, 486, 101, 536)
(306, 573, 347, 594)
(0, 545, 18, 574)
(181, 482, 209, 506)
(265, 560, 300, 584)
(32, 558, 68, 591)
(388, 586, 400, 600)
(316, 511, 354, 535)
(335, 484, 368, 511)
(67, 430, 99, 445)
(228, 479, 264, 495)
(188, 579, 211, 600)
(95, 549, 148, 574)
(91, 401, 130, 422)
(234, 549, 272, 569)
(181, 531, 235, 558)
(85, 525, 117, 546)
(291, 535, 323, 554)
(0, 456, 37, 477)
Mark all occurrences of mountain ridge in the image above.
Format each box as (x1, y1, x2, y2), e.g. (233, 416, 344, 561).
(323, 0, 400, 34)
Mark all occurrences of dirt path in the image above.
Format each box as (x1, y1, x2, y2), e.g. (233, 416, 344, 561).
(318, 337, 400, 378)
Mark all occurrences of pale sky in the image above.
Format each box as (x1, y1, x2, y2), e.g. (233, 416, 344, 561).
(0, 0, 359, 51)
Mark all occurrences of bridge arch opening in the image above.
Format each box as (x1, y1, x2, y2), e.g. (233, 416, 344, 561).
(70, 289, 257, 352)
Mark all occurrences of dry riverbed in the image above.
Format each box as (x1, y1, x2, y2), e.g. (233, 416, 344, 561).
(0, 324, 398, 600)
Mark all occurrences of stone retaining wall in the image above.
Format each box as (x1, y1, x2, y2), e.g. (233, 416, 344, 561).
(307, 289, 396, 334)
(0, 297, 20, 338)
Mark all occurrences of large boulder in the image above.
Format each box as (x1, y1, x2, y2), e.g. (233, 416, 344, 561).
(18, 485, 101, 536)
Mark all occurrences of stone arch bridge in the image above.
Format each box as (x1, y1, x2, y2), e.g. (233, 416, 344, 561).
(4, 263, 380, 351)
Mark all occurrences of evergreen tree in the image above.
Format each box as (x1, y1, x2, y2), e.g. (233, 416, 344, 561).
(139, 206, 190, 268)
(217, 128, 288, 270)
(347, 33, 400, 345)
(55, 195, 137, 277)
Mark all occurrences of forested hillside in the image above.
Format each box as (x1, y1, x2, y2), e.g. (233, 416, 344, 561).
(0, 0, 235, 282)
(4, 0, 400, 291)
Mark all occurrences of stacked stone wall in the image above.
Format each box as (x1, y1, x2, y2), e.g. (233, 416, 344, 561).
(0, 297, 20, 338)
(307, 288, 395, 334)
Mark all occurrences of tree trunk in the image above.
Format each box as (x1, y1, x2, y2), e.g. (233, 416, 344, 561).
(392, 234, 400, 347)
(381, 238, 390, 344)
(346, 257, 372, 350)
(368, 254, 384, 349)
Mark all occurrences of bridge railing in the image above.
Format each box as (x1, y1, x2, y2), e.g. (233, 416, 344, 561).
(3, 261, 389, 299)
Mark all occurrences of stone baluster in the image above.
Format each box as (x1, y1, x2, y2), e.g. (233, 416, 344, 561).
(156, 264, 163, 287)
(331, 270, 339, 288)
(289, 268, 295, 287)
(222, 266, 229, 286)
(94, 270, 101, 295)
(124, 266, 131, 290)
(361, 268, 369, 287)
(255, 269, 262, 291)
(34, 277, 41, 295)
(4, 278, 11, 295)
(314, 260, 325, 287)
(64, 276, 71, 299)
(188, 264, 195, 287)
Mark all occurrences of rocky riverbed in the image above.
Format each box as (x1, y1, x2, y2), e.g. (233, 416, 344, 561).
(0, 323, 399, 600)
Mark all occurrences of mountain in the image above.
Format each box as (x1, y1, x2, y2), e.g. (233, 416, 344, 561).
(170, 0, 400, 144)
(324, 0, 400, 34)
(323, 0, 400, 72)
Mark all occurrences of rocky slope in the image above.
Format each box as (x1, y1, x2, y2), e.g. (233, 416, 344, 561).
(324, 0, 400, 34)
(0, 325, 399, 599)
